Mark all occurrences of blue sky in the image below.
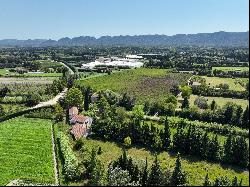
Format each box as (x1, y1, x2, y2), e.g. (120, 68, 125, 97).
(0, 0, 248, 39)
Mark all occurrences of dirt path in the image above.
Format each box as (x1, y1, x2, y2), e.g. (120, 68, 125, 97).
(31, 88, 68, 109)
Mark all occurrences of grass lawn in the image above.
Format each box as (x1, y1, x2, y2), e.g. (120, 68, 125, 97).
(0, 117, 55, 185)
(79, 139, 249, 186)
(76, 68, 191, 103)
(186, 94, 249, 109)
(212, 66, 249, 72)
(0, 68, 10, 76)
(201, 76, 249, 91)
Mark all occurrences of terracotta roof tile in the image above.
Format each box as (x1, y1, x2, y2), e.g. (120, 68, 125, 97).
(70, 124, 87, 139)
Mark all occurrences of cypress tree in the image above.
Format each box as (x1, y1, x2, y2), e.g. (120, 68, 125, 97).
(84, 86, 91, 111)
(87, 148, 98, 178)
(223, 134, 233, 164)
(161, 118, 171, 149)
(171, 153, 187, 186)
(140, 157, 148, 186)
(201, 131, 210, 159)
(232, 176, 238, 186)
(232, 136, 249, 168)
(210, 99, 217, 111)
(233, 106, 243, 127)
(239, 178, 243, 186)
(241, 106, 249, 128)
(148, 156, 163, 186)
(224, 105, 234, 124)
(181, 97, 189, 109)
(208, 135, 221, 161)
(203, 173, 211, 186)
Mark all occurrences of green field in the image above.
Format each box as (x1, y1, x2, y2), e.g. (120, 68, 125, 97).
(187, 95, 249, 109)
(0, 68, 10, 76)
(212, 66, 249, 72)
(76, 68, 191, 103)
(77, 139, 249, 186)
(0, 117, 55, 185)
(201, 76, 249, 91)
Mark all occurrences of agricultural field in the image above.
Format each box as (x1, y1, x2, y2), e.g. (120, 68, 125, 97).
(76, 68, 191, 103)
(187, 95, 249, 109)
(0, 117, 55, 185)
(76, 139, 249, 186)
(200, 76, 249, 91)
(212, 66, 249, 72)
(0, 77, 57, 84)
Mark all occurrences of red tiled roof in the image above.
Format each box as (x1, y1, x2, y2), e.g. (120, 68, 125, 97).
(69, 107, 78, 116)
(71, 115, 88, 123)
(70, 124, 87, 139)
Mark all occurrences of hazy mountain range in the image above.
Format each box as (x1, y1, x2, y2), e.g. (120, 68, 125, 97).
(0, 31, 248, 47)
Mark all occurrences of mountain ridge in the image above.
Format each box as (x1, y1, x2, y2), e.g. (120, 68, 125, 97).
(0, 31, 248, 47)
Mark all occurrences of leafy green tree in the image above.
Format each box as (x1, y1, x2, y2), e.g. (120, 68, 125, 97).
(54, 103, 64, 122)
(65, 87, 83, 108)
(171, 153, 187, 186)
(132, 104, 145, 120)
(165, 103, 176, 116)
(170, 84, 181, 96)
(26, 92, 41, 106)
(194, 96, 208, 109)
(180, 86, 192, 99)
(165, 93, 178, 107)
(97, 96, 111, 118)
(107, 166, 134, 186)
(148, 156, 163, 186)
(124, 136, 132, 148)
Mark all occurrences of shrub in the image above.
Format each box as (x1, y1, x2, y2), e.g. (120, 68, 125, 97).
(59, 132, 80, 180)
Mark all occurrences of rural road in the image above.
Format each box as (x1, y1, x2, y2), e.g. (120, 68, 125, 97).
(31, 61, 74, 109)
(31, 88, 68, 109)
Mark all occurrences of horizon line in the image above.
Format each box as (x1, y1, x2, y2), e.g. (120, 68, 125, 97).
(0, 30, 249, 41)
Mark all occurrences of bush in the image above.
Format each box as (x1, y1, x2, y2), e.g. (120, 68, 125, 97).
(59, 132, 80, 180)
(124, 136, 132, 147)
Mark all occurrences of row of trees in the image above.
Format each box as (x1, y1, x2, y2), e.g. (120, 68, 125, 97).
(177, 104, 249, 129)
(192, 85, 248, 99)
(90, 95, 249, 168)
(85, 148, 187, 186)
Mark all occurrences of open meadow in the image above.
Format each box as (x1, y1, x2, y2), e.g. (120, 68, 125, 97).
(0, 117, 55, 185)
(200, 76, 248, 91)
(186, 95, 249, 109)
(76, 68, 191, 103)
(76, 139, 249, 186)
(212, 66, 249, 72)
